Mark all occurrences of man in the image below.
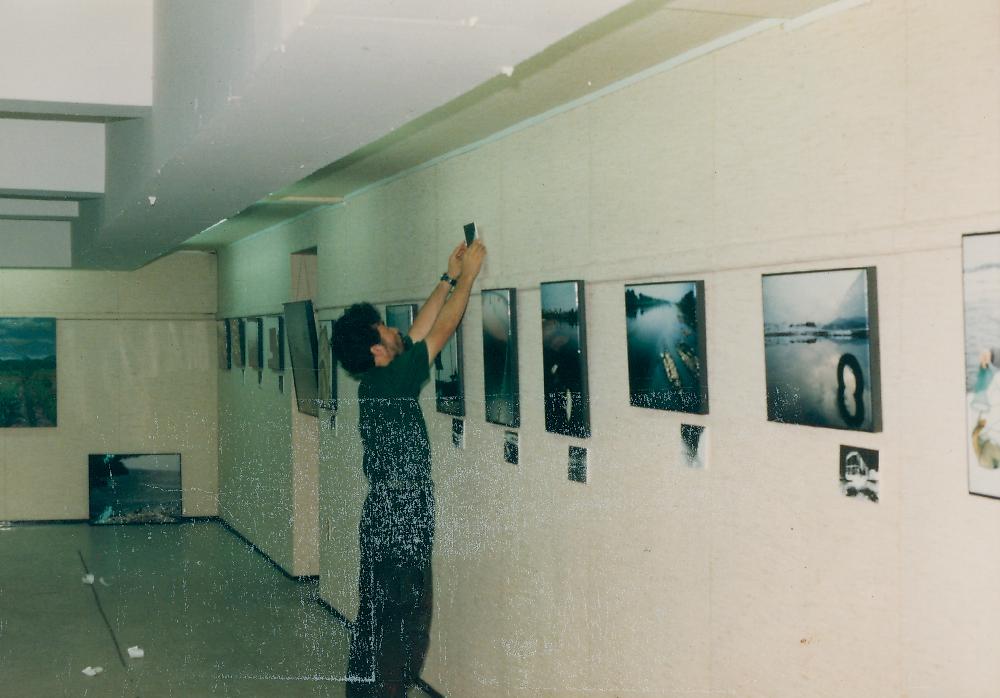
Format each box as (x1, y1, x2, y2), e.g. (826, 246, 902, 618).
(332, 239, 486, 697)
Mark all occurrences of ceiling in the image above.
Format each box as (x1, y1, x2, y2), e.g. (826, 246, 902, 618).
(0, 0, 852, 270)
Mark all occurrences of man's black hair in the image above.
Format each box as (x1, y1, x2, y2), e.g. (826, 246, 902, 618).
(332, 302, 383, 375)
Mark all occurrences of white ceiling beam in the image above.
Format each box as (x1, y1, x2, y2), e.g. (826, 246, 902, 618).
(0, 198, 79, 219)
(0, 119, 105, 195)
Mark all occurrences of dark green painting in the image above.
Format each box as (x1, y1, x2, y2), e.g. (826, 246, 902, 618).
(0, 318, 56, 427)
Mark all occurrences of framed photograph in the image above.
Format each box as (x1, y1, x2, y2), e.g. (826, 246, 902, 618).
(89, 453, 182, 524)
(283, 300, 320, 416)
(762, 268, 881, 432)
(839, 446, 879, 502)
(386, 303, 418, 336)
(435, 326, 465, 416)
(217, 321, 231, 370)
(482, 288, 520, 428)
(0, 318, 57, 427)
(452, 418, 464, 449)
(680, 424, 708, 468)
(246, 318, 263, 371)
(963, 232, 1000, 497)
(229, 318, 245, 368)
(317, 320, 337, 411)
(568, 446, 588, 483)
(504, 431, 519, 465)
(625, 281, 708, 414)
(541, 280, 591, 438)
(266, 316, 285, 372)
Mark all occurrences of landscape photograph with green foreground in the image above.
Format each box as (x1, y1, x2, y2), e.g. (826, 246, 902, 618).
(0, 318, 56, 428)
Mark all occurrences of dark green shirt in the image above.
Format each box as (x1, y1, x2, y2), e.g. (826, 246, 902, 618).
(357, 337, 434, 564)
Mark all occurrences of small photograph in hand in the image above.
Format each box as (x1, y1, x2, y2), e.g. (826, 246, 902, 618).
(464, 222, 478, 246)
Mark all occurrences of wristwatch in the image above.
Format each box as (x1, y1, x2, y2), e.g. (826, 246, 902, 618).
(440, 272, 458, 287)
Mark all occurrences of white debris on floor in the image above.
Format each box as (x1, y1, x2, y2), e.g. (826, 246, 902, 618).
(127, 646, 144, 659)
(81, 574, 95, 585)
(81, 666, 103, 677)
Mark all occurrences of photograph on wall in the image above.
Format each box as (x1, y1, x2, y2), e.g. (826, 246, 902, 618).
(266, 316, 285, 372)
(541, 280, 591, 438)
(962, 232, 1000, 497)
(482, 288, 520, 428)
(0, 318, 57, 428)
(229, 318, 245, 368)
(217, 321, 231, 370)
(452, 418, 464, 449)
(839, 445, 879, 502)
(386, 303, 417, 336)
(283, 300, 320, 417)
(246, 318, 263, 371)
(762, 268, 881, 432)
(680, 424, 708, 469)
(435, 326, 465, 416)
(625, 281, 708, 414)
(88, 453, 182, 524)
(504, 430, 519, 465)
(568, 445, 588, 483)
(317, 320, 336, 411)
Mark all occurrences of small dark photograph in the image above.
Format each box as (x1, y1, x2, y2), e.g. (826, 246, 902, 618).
(568, 446, 588, 483)
(246, 318, 263, 371)
(839, 446, 879, 502)
(680, 424, 708, 468)
(267, 316, 285, 372)
(229, 318, 245, 368)
(504, 430, 519, 464)
(482, 288, 520, 428)
(541, 281, 591, 438)
(763, 268, 881, 432)
(89, 453, 182, 524)
(386, 304, 417, 335)
(0, 317, 57, 427)
(452, 418, 464, 449)
(625, 281, 708, 414)
(435, 326, 465, 416)
(317, 321, 335, 410)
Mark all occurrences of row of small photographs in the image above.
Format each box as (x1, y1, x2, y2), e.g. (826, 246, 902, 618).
(217, 316, 285, 372)
(421, 267, 882, 441)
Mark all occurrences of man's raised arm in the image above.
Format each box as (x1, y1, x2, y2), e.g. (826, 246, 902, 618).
(424, 240, 486, 363)
(409, 242, 466, 342)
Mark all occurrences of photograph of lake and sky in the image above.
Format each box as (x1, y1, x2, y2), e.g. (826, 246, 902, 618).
(962, 232, 1000, 498)
(541, 281, 590, 438)
(762, 268, 880, 432)
(625, 281, 708, 414)
(482, 288, 519, 428)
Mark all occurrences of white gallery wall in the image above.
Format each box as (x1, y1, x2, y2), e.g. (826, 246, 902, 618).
(0, 251, 218, 520)
(217, 0, 1000, 695)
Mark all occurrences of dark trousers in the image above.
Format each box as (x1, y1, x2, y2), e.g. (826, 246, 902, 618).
(346, 558, 433, 698)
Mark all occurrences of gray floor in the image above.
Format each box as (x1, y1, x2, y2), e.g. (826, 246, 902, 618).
(0, 521, 429, 697)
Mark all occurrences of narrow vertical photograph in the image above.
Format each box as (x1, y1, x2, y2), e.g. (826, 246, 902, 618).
(246, 317, 263, 371)
(625, 281, 708, 414)
(679, 424, 708, 469)
(266, 316, 285, 372)
(435, 325, 465, 416)
(541, 280, 591, 438)
(482, 288, 519, 428)
(218, 320, 231, 370)
(229, 318, 245, 368)
(762, 268, 881, 432)
(283, 300, 320, 416)
(963, 232, 1000, 498)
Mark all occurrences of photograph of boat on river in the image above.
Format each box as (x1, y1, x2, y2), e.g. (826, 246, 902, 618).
(762, 268, 881, 432)
(435, 326, 465, 416)
(625, 281, 708, 414)
(541, 280, 590, 438)
(839, 446, 879, 502)
(962, 232, 1000, 498)
(482, 288, 519, 427)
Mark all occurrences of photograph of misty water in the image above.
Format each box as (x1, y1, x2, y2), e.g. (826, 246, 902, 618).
(762, 269, 878, 432)
(0, 318, 56, 428)
(625, 281, 706, 414)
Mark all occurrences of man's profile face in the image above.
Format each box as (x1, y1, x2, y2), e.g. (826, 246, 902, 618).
(374, 322, 404, 360)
